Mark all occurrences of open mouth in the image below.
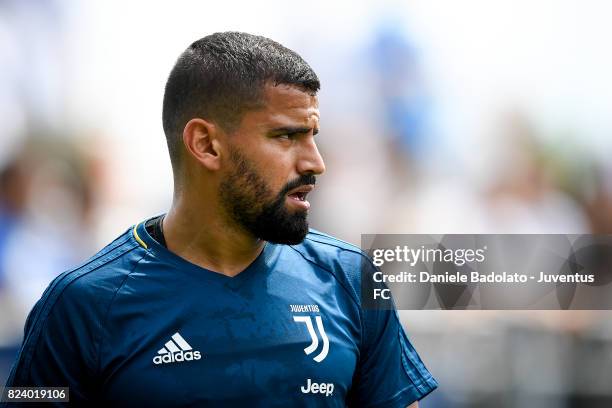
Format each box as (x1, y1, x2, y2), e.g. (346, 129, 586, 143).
(288, 191, 307, 201)
(286, 184, 314, 209)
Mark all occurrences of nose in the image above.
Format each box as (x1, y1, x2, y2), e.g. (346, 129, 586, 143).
(297, 137, 326, 176)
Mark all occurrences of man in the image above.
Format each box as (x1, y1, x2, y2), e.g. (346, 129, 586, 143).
(3, 32, 437, 407)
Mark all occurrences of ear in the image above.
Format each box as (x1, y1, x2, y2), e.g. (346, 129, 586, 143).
(182, 118, 222, 171)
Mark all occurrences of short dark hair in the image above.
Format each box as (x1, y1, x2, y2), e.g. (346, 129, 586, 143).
(162, 32, 320, 169)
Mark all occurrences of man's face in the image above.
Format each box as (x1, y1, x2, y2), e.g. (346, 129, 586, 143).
(219, 84, 325, 244)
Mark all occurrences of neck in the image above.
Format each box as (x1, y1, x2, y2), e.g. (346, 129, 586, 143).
(162, 193, 265, 277)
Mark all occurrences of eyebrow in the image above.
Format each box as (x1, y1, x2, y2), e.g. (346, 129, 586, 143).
(268, 126, 319, 136)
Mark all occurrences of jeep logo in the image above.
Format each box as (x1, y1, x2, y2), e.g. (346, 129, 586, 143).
(300, 378, 334, 397)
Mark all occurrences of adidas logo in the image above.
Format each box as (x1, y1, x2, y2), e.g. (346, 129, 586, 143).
(153, 332, 202, 365)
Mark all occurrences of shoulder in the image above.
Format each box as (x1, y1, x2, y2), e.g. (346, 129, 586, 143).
(31, 226, 147, 329)
(293, 229, 367, 266)
(289, 229, 375, 305)
(53, 227, 145, 299)
(12, 226, 148, 381)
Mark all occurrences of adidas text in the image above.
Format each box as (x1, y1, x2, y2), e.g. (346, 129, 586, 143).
(153, 350, 202, 365)
(153, 332, 202, 365)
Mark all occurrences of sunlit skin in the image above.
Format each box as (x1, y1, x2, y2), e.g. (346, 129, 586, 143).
(163, 83, 325, 277)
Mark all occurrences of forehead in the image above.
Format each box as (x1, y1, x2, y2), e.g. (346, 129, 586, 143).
(240, 84, 320, 131)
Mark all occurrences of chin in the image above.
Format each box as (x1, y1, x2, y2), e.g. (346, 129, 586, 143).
(262, 224, 309, 245)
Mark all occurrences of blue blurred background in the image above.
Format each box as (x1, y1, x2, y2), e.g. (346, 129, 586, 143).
(1, 1, 612, 406)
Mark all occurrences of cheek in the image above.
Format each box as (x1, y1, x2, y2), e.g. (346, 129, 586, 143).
(239, 139, 298, 195)
(248, 158, 288, 198)
(266, 167, 291, 196)
(257, 147, 296, 183)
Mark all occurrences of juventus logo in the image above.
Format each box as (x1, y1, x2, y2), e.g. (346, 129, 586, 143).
(293, 315, 329, 362)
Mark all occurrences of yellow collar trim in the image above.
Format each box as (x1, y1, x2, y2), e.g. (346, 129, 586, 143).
(132, 224, 148, 249)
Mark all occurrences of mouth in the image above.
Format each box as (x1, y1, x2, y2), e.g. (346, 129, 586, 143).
(286, 185, 314, 209)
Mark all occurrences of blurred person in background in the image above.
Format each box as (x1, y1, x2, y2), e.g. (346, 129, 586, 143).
(0, 157, 28, 286)
(0, 155, 29, 345)
(0, 137, 97, 338)
(482, 111, 589, 234)
(369, 22, 431, 189)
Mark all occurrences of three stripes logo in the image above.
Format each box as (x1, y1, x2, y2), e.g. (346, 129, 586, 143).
(153, 332, 202, 365)
(293, 315, 329, 362)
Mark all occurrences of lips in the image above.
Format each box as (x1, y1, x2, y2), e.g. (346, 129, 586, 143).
(286, 184, 314, 210)
(287, 185, 314, 201)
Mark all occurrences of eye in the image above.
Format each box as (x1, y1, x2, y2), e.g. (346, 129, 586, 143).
(276, 133, 296, 141)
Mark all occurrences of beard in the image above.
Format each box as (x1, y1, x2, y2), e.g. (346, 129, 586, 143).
(219, 146, 316, 245)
